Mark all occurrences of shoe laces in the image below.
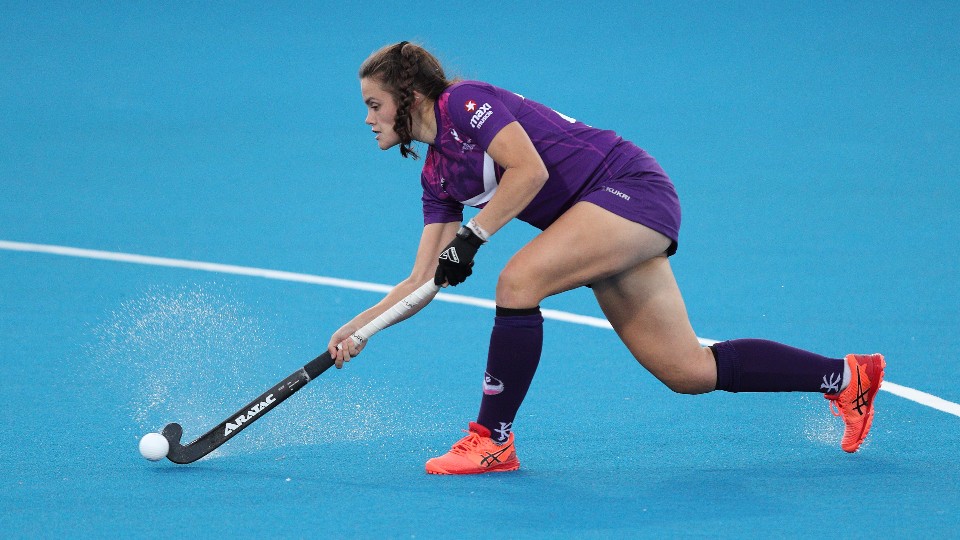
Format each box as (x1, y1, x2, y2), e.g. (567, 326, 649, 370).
(451, 431, 484, 454)
(829, 400, 842, 417)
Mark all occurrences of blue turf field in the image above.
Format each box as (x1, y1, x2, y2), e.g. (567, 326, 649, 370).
(2, 3, 959, 537)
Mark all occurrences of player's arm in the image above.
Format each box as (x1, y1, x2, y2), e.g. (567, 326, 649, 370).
(328, 221, 460, 366)
(433, 121, 548, 287)
(471, 121, 549, 236)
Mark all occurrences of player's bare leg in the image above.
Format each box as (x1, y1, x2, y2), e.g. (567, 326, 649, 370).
(590, 255, 717, 394)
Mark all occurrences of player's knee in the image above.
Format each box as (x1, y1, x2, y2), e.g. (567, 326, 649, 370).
(652, 354, 715, 395)
(661, 376, 712, 395)
(495, 264, 544, 308)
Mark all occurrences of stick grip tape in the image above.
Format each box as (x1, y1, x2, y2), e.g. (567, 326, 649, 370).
(350, 280, 438, 344)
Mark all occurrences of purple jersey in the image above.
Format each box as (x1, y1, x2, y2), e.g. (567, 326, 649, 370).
(421, 81, 679, 243)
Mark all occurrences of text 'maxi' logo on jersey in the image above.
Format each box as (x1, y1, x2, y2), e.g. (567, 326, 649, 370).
(470, 102, 493, 129)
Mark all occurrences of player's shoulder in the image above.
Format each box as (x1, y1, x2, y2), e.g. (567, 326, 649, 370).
(446, 79, 498, 93)
(443, 80, 506, 104)
(442, 80, 517, 130)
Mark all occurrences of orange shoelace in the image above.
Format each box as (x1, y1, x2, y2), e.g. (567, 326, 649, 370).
(451, 432, 484, 454)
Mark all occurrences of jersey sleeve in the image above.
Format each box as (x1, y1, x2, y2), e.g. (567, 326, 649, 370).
(444, 83, 518, 151)
(421, 171, 464, 225)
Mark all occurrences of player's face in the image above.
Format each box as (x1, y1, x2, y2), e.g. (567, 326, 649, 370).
(361, 77, 400, 150)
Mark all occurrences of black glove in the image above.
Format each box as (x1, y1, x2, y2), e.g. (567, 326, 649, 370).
(435, 226, 484, 286)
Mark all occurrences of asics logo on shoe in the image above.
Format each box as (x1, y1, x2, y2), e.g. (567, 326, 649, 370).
(479, 443, 513, 467)
(439, 247, 460, 263)
(483, 372, 504, 395)
(821, 371, 841, 393)
(852, 372, 870, 415)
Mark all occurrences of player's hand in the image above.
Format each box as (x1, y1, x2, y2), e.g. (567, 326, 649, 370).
(435, 226, 484, 287)
(327, 324, 366, 369)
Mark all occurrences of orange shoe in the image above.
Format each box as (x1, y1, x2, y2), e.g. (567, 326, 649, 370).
(425, 422, 520, 475)
(825, 353, 886, 453)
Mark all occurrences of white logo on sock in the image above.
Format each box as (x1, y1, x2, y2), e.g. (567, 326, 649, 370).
(821, 371, 841, 393)
(495, 422, 512, 442)
(483, 372, 504, 395)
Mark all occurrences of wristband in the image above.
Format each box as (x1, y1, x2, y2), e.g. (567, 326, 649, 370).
(466, 218, 490, 243)
(455, 225, 485, 249)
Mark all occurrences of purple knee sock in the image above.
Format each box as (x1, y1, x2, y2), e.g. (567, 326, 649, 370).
(476, 306, 543, 442)
(711, 339, 845, 393)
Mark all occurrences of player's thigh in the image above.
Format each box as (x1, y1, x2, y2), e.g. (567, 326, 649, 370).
(496, 201, 671, 307)
(591, 256, 716, 394)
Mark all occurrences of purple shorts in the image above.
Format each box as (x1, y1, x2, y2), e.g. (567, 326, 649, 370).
(579, 159, 681, 256)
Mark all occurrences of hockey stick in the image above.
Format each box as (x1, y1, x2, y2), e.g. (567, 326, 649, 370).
(161, 280, 439, 464)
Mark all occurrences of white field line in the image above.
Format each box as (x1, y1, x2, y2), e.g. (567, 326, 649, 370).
(1, 239, 955, 418)
(879, 381, 960, 417)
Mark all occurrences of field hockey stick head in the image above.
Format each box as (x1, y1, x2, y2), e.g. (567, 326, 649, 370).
(161, 423, 183, 448)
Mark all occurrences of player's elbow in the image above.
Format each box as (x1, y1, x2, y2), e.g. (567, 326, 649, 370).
(530, 163, 549, 187)
(518, 162, 550, 193)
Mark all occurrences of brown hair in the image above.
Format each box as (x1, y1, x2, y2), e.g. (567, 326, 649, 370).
(359, 41, 453, 159)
